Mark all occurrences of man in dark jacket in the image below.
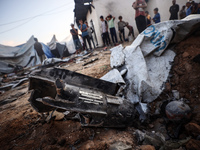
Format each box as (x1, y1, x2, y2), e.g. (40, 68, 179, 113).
(169, 0, 179, 20)
(34, 38, 46, 63)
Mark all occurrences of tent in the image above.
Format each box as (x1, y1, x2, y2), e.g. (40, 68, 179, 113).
(61, 35, 76, 54)
(47, 35, 70, 58)
(40, 43, 54, 58)
(0, 36, 41, 74)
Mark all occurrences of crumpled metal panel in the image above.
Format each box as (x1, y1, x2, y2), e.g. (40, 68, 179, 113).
(28, 67, 135, 127)
(30, 67, 118, 95)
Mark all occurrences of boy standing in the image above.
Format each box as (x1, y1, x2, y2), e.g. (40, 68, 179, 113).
(70, 23, 82, 54)
(118, 16, 126, 42)
(145, 11, 151, 27)
(106, 15, 118, 45)
(126, 22, 135, 39)
(179, 5, 186, 19)
(100, 16, 111, 46)
(79, 19, 92, 51)
(153, 8, 161, 24)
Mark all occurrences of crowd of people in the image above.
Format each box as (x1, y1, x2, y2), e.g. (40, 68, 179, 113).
(70, 0, 200, 53)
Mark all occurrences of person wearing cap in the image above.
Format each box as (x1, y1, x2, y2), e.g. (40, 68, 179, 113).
(169, 0, 179, 20)
(70, 23, 82, 54)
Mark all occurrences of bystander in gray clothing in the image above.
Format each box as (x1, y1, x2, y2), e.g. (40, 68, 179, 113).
(87, 26, 96, 49)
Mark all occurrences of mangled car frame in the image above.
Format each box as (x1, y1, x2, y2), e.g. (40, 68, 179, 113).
(28, 67, 136, 128)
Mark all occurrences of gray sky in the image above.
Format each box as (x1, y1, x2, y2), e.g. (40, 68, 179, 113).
(0, 0, 74, 46)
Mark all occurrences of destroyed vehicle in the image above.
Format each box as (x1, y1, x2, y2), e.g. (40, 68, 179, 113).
(28, 67, 136, 128)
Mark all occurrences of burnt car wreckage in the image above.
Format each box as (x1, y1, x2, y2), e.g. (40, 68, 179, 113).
(28, 67, 136, 127)
(28, 67, 192, 129)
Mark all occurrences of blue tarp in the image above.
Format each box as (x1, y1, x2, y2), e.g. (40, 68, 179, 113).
(41, 43, 54, 58)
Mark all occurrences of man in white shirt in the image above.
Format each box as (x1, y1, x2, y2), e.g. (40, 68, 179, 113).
(100, 16, 111, 46)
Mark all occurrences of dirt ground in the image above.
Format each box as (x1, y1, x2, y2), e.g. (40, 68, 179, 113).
(0, 35, 200, 150)
(0, 42, 138, 150)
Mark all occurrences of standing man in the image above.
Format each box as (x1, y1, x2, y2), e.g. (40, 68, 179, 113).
(106, 15, 118, 45)
(34, 38, 46, 62)
(85, 21, 95, 49)
(118, 16, 126, 43)
(132, 0, 147, 33)
(79, 19, 92, 51)
(100, 16, 111, 47)
(169, 0, 179, 20)
(70, 24, 82, 54)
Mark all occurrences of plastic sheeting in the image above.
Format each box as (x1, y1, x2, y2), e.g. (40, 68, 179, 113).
(100, 69, 125, 84)
(42, 58, 70, 66)
(104, 15, 200, 105)
(47, 35, 70, 58)
(0, 36, 41, 74)
(61, 35, 76, 54)
(110, 45, 125, 68)
(41, 43, 54, 58)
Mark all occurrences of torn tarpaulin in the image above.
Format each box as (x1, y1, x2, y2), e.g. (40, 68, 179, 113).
(104, 15, 200, 121)
(0, 36, 41, 74)
(110, 44, 125, 68)
(100, 69, 125, 84)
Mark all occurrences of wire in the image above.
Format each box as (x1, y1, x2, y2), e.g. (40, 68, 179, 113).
(0, 1, 74, 26)
(0, 18, 35, 34)
(0, 2, 74, 35)
(43, 7, 74, 16)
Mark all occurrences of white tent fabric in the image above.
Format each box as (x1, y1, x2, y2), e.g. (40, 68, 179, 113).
(61, 35, 76, 54)
(47, 35, 70, 58)
(0, 36, 40, 74)
(47, 35, 57, 50)
(102, 15, 200, 104)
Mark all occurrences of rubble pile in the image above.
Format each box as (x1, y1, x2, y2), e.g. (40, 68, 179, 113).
(0, 16, 200, 149)
(150, 34, 200, 150)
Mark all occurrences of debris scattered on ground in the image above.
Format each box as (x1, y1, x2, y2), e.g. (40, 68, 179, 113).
(109, 141, 132, 150)
(0, 16, 200, 149)
(83, 58, 99, 66)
